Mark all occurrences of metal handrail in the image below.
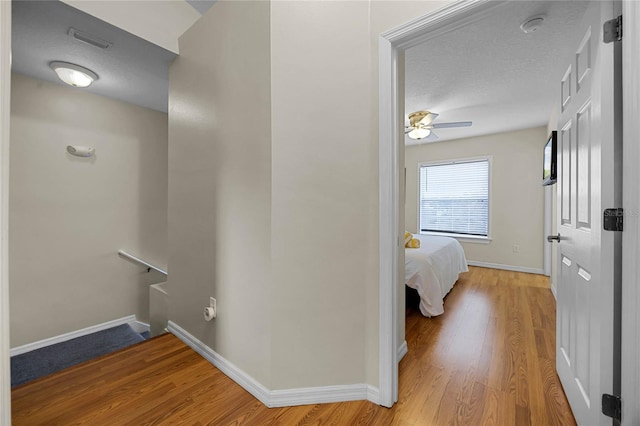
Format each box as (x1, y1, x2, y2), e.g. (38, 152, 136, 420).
(118, 250, 167, 276)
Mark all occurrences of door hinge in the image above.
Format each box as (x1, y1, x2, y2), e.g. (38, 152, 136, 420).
(603, 208, 623, 232)
(602, 393, 621, 421)
(604, 15, 622, 43)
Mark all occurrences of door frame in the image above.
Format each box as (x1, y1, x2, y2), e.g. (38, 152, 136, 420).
(621, 2, 640, 424)
(378, 0, 639, 419)
(0, 1, 10, 423)
(377, 0, 506, 407)
(543, 185, 552, 276)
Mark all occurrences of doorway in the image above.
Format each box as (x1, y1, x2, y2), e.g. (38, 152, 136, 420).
(378, 3, 638, 423)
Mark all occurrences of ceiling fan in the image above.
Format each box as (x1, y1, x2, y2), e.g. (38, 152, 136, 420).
(405, 111, 472, 141)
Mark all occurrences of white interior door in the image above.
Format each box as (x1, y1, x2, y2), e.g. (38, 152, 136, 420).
(554, 1, 621, 424)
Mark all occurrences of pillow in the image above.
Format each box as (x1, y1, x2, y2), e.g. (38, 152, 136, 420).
(404, 231, 412, 245)
(406, 238, 421, 249)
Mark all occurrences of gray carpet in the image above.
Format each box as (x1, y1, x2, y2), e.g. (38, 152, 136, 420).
(11, 323, 145, 387)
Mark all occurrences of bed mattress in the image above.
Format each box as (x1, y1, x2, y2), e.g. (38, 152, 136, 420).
(405, 234, 468, 317)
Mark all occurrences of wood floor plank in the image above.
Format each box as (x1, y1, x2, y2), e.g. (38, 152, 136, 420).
(454, 380, 487, 426)
(12, 266, 576, 425)
(516, 403, 533, 426)
(539, 356, 577, 426)
(514, 288, 533, 409)
(479, 384, 516, 426)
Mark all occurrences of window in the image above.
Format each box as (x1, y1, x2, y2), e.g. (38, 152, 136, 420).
(419, 158, 490, 238)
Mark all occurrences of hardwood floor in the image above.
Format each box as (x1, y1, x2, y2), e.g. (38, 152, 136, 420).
(12, 267, 576, 425)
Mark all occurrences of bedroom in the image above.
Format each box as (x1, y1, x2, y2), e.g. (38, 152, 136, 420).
(398, 0, 582, 321)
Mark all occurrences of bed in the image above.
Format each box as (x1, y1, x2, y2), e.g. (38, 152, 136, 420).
(405, 234, 468, 317)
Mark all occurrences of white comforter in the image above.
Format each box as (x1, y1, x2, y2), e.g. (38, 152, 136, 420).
(405, 234, 468, 317)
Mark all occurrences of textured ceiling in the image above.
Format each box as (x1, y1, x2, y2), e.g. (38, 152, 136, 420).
(11, 0, 214, 113)
(404, 1, 590, 145)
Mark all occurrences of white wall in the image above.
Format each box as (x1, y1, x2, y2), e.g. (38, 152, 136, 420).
(10, 74, 168, 347)
(168, 0, 272, 386)
(405, 127, 547, 272)
(269, 0, 373, 390)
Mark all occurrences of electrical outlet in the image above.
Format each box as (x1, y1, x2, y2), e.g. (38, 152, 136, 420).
(513, 245, 520, 253)
(209, 297, 217, 318)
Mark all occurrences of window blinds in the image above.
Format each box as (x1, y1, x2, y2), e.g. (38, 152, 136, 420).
(419, 159, 489, 236)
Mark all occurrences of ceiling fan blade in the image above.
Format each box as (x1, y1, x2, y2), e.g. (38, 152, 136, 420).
(424, 132, 439, 142)
(432, 121, 472, 129)
(418, 112, 438, 126)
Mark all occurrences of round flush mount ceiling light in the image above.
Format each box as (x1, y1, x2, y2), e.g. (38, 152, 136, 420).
(49, 61, 98, 88)
(520, 15, 545, 34)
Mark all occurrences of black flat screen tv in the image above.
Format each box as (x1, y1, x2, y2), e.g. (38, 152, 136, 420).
(542, 131, 557, 186)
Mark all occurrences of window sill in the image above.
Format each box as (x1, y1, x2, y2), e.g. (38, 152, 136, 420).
(420, 231, 492, 244)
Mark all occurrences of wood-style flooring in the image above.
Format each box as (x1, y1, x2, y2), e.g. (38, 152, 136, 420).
(12, 266, 576, 425)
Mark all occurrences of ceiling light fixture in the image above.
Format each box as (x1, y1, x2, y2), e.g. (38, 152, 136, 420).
(49, 61, 98, 88)
(408, 127, 431, 140)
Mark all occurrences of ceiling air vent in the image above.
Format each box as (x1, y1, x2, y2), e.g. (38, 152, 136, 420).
(67, 28, 112, 50)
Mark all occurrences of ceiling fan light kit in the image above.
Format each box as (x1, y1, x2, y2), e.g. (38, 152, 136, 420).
(408, 128, 431, 140)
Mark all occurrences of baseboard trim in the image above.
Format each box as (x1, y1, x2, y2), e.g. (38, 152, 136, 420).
(551, 283, 558, 300)
(270, 384, 378, 407)
(367, 384, 380, 404)
(10, 315, 137, 356)
(167, 321, 272, 406)
(467, 261, 545, 275)
(167, 320, 379, 408)
(397, 340, 408, 362)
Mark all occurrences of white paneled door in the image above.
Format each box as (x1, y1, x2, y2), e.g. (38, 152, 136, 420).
(554, 1, 621, 425)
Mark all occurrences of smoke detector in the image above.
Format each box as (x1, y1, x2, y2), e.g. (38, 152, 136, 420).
(520, 15, 545, 34)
